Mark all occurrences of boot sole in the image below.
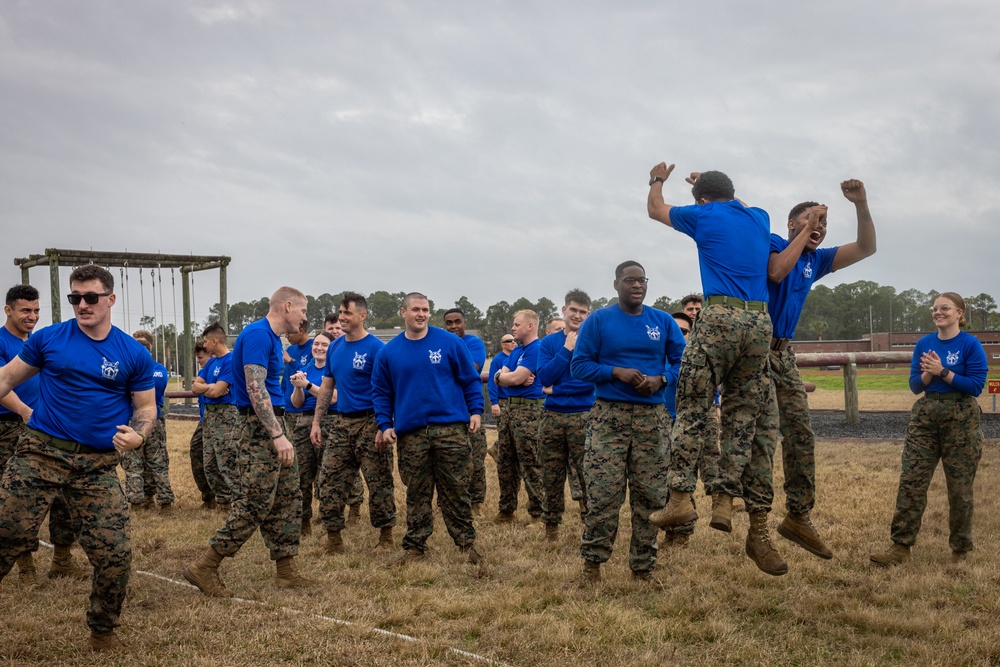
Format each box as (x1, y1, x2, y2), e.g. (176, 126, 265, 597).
(709, 516, 733, 533)
(182, 567, 231, 597)
(744, 548, 789, 576)
(649, 510, 697, 528)
(776, 523, 833, 560)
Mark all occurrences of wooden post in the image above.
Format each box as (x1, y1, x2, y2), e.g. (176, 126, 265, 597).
(48, 255, 61, 323)
(20, 267, 29, 285)
(182, 269, 192, 403)
(843, 353, 859, 425)
(219, 263, 229, 334)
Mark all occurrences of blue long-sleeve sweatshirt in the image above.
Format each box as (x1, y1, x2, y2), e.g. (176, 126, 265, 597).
(908, 331, 987, 397)
(536, 330, 595, 413)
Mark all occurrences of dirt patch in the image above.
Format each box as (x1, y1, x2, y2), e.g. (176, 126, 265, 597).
(807, 388, 999, 413)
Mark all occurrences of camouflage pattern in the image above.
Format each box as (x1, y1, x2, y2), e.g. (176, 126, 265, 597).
(396, 422, 475, 552)
(890, 394, 983, 553)
(497, 402, 544, 517)
(0, 420, 79, 546)
(768, 348, 817, 514)
(317, 413, 396, 533)
(661, 416, 696, 537)
(0, 430, 130, 634)
(742, 372, 779, 513)
(668, 305, 773, 504)
(581, 400, 668, 573)
(347, 471, 364, 507)
(188, 421, 215, 503)
(468, 426, 488, 505)
(121, 417, 174, 505)
(538, 410, 588, 525)
(209, 415, 302, 560)
(286, 412, 320, 523)
(203, 405, 240, 504)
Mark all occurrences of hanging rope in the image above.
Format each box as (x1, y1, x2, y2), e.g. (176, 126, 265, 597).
(157, 265, 167, 368)
(190, 270, 197, 335)
(138, 268, 146, 333)
(150, 269, 159, 361)
(171, 268, 180, 374)
(119, 268, 126, 330)
(123, 263, 131, 331)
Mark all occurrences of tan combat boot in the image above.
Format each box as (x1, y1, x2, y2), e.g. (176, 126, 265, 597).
(777, 511, 833, 559)
(649, 491, 697, 527)
(346, 504, 361, 527)
(545, 523, 559, 542)
(870, 543, 911, 567)
(392, 548, 426, 567)
(460, 544, 482, 565)
(16, 554, 37, 587)
(325, 530, 345, 554)
(374, 527, 394, 552)
(182, 547, 231, 597)
(745, 512, 788, 576)
(49, 544, 88, 580)
(709, 493, 734, 533)
(275, 556, 314, 589)
(569, 560, 601, 588)
(631, 570, 666, 590)
(88, 630, 126, 652)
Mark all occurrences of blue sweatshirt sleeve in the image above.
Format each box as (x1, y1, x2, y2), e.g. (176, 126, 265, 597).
(909, 340, 928, 394)
(571, 313, 615, 385)
(952, 337, 988, 397)
(371, 350, 395, 432)
(487, 354, 503, 405)
(663, 322, 686, 387)
(454, 340, 484, 415)
(536, 335, 571, 387)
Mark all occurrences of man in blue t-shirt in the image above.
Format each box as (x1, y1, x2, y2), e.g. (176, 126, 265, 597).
(372, 292, 484, 565)
(184, 286, 314, 597)
(0, 284, 84, 585)
(647, 164, 785, 577)
(309, 292, 397, 555)
(189, 341, 216, 507)
(536, 289, 595, 539)
(0, 266, 156, 651)
(443, 308, 489, 516)
(763, 179, 877, 560)
(495, 309, 546, 523)
(193, 322, 239, 509)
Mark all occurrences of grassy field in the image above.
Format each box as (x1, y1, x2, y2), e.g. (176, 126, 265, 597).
(2, 420, 999, 666)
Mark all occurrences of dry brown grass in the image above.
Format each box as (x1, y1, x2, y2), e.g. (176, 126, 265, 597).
(2, 419, 999, 666)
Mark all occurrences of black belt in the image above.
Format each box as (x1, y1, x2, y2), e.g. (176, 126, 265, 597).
(0, 413, 22, 423)
(292, 409, 315, 416)
(238, 406, 285, 417)
(705, 295, 768, 312)
(771, 337, 792, 351)
(926, 392, 964, 401)
(29, 428, 103, 454)
(338, 408, 375, 419)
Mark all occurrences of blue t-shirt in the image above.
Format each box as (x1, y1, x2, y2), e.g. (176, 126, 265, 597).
(571, 304, 685, 405)
(372, 327, 484, 436)
(669, 200, 771, 302)
(0, 326, 41, 414)
(231, 318, 283, 410)
(460, 334, 487, 372)
(203, 353, 236, 406)
(294, 362, 326, 412)
(487, 351, 510, 405)
(324, 334, 384, 413)
(505, 339, 544, 400)
(152, 361, 169, 419)
(536, 330, 595, 413)
(282, 339, 313, 413)
(768, 234, 839, 339)
(19, 320, 154, 450)
(909, 331, 987, 397)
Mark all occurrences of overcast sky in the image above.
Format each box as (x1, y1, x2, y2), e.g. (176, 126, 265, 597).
(3, 1, 999, 330)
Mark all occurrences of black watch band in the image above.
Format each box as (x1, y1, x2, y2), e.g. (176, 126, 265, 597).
(649, 176, 665, 186)
(938, 368, 949, 378)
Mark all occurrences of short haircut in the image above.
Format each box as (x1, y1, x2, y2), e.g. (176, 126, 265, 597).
(513, 309, 538, 325)
(680, 294, 703, 306)
(202, 322, 227, 340)
(315, 331, 334, 342)
(194, 340, 208, 355)
(443, 308, 465, 320)
(324, 312, 339, 325)
(671, 312, 694, 328)
(269, 286, 306, 310)
(340, 291, 368, 313)
(615, 260, 645, 280)
(6, 284, 39, 307)
(70, 265, 114, 292)
(132, 330, 153, 351)
(402, 292, 428, 309)
(564, 288, 591, 307)
(691, 171, 735, 202)
(938, 292, 968, 328)
(788, 201, 820, 221)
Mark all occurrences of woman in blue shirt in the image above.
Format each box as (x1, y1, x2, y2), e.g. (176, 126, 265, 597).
(289, 331, 333, 535)
(871, 292, 988, 566)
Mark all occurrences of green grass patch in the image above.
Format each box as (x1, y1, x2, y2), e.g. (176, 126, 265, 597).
(801, 373, 912, 391)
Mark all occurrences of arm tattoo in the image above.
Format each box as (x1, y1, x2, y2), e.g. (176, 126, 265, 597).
(245, 364, 284, 438)
(129, 393, 156, 439)
(313, 380, 334, 421)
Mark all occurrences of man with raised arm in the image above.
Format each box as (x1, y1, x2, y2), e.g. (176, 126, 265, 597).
(0, 266, 155, 651)
(184, 286, 313, 596)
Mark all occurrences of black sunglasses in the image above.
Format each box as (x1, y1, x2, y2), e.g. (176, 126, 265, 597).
(501, 339, 515, 344)
(67, 292, 111, 305)
(679, 328, 690, 335)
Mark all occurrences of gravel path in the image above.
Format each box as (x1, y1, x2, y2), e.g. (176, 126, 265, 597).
(810, 410, 1000, 440)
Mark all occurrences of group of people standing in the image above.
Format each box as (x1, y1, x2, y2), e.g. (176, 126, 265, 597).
(0, 164, 990, 651)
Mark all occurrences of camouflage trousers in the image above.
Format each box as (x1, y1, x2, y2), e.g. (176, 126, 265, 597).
(668, 305, 774, 505)
(188, 421, 215, 503)
(209, 415, 302, 560)
(890, 394, 983, 553)
(582, 400, 669, 573)
(0, 430, 130, 634)
(538, 410, 588, 526)
(286, 412, 320, 523)
(317, 413, 396, 533)
(468, 426, 488, 505)
(497, 402, 544, 517)
(397, 422, 476, 552)
(0, 420, 79, 548)
(121, 417, 174, 505)
(767, 348, 817, 514)
(203, 405, 239, 504)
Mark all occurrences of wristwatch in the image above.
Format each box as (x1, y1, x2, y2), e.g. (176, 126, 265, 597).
(649, 176, 665, 186)
(938, 368, 949, 378)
